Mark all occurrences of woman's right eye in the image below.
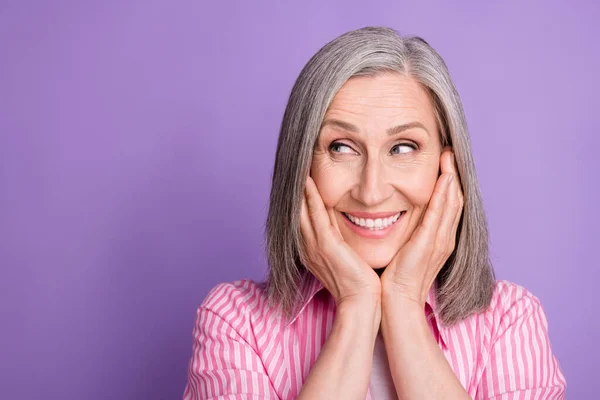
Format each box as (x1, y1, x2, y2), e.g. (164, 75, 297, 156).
(329, 142, 354, 154)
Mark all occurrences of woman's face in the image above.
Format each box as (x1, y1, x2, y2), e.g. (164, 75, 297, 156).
(310, 72, 442, 270)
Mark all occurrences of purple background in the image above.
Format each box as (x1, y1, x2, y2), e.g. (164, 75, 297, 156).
(1, 1, 598, 399)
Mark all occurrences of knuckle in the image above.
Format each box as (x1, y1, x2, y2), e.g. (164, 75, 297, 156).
(316, 234, 329, 250)
(444, 245, 453, 257)
(321, 237, 336, 255)
(433, 245, 445, 257)
(434, 188, 446, 200)
(424, 241, 435, 254)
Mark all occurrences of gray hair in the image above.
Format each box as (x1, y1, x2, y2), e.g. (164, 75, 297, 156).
(264, 26, 496, 328)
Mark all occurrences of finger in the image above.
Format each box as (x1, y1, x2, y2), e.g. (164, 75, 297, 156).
(417, 172, 453, 243)
(436, 172, 461, 256)
(423, 148, 456, 237)
(300, 192, 316, 241)
(304, 176, 333, 241)
(300, 192, 316, 263)
(450, 174, 465, 245)
(442, 148, 463, 193)
(451, 152, 464, 204)
(411, 148, 454, 244)
(450, 184, 464, 249)
(439, 147, 454, 175)
(327, 208, 343, 242)
(445, 150, 464, 234)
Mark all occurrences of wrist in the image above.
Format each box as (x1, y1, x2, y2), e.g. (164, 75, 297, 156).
(381, 290, 425, 321)
(381, 294, 428, 336)
(338, 294, 381, 314)
(337, 295, 382, 331)
(337, 289, 381, 309)
(381, 285, 424, 310)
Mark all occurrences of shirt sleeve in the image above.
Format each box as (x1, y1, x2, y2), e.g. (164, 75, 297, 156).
(182, 305, 280, 400)
(475, 290, 567, 400)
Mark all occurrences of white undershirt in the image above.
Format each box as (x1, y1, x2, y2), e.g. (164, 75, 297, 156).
(368, 330, 398, 399)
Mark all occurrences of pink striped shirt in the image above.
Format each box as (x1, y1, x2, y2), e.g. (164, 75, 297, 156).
(182, 271, 566, 399)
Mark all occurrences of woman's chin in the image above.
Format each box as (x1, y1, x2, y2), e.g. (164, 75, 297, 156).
(357, 252, 396, 270)
(345, 237, 406, 271)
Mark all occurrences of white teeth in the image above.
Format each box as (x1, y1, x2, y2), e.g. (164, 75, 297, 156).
(344, 212, 402, 230)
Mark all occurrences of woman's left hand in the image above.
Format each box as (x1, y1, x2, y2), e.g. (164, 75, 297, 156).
(380, 146, 464, 306)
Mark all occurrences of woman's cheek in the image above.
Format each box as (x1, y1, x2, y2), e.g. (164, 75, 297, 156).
(311, 166, 354, 208)
(393, 170, 438, 207)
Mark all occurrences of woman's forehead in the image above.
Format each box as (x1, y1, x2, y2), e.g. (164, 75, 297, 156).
(329, 74, 433, 112)
(322, 74, 437, 136)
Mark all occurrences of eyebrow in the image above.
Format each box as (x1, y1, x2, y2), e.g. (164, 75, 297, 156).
(320, 118, 430, 137)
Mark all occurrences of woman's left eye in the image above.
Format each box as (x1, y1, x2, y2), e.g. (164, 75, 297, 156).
(329, 142, 355, 154)
(390, 143, 417, 155)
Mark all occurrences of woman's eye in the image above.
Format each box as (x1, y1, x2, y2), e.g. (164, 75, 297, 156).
(329, 142, 416, 155)
(329, 142, 354, 154)
(390, 143, 416, 155)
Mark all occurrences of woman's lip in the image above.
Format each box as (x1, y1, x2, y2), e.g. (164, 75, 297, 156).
(341, 211, 404, 239)
(343, 211, 402, 219)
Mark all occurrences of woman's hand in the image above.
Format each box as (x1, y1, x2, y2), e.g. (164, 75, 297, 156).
(300, 175, 382, 307)
(380, 147, 464, 306)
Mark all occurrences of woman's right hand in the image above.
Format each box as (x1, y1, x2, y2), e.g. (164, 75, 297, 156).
(300, 175, 382, 307)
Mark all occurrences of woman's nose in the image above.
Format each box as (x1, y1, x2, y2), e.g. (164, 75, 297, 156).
(353, 158, 393, 207)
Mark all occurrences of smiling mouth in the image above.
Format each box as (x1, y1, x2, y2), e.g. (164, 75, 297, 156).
(342, 211, 405, 231)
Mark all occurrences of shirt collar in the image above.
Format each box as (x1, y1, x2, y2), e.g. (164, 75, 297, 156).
(284, 270, 448, 348)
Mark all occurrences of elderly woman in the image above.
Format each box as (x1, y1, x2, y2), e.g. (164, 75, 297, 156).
(183, 27, 566, 399)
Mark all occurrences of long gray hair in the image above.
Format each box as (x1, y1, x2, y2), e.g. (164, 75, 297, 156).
(264, 26, 495, 328)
